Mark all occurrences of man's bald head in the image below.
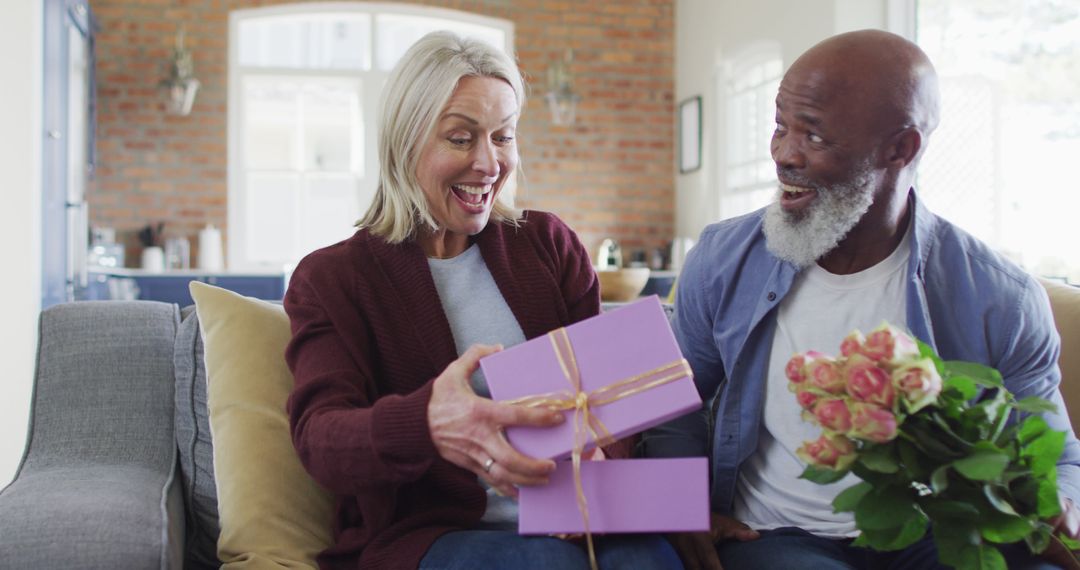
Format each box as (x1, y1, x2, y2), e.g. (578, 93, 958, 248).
(787, 29, 941, 145)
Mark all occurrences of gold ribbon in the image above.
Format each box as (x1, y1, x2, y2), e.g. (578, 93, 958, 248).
(504, 327, 692, 570)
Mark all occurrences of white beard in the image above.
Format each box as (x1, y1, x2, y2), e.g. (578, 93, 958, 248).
(762, 160, 876, 268)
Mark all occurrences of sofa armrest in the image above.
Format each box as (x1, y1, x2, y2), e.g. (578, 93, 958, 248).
(0, 301, 184, 569)
(0, 463, 185, 568)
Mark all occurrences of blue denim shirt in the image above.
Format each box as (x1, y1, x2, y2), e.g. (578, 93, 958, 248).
(645, 191, 1080, 513)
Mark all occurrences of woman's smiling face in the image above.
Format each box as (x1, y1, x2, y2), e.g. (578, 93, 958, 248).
(415, 75, 519, 258)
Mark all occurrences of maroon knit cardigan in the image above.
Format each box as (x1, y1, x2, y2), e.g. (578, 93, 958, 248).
(284, 211, 621, 569)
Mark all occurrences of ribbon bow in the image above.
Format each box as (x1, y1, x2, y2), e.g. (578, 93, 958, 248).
(504, 327, 692, 570)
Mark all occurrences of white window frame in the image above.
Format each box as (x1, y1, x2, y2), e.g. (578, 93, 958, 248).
(716, 41, 782, 221)
(227, 3, 513, 272)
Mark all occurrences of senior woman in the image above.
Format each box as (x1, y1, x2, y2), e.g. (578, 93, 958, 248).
(284, 31, 681, 570)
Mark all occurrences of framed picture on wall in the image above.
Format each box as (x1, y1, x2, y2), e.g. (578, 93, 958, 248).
(678, 96, 702, 174)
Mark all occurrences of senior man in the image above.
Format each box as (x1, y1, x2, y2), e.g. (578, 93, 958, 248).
(647, 29, 1080, 570)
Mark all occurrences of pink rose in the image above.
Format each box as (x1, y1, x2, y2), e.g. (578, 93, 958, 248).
(805, 353, 846, 394)
(840, 331, 865, 358)
(794, 387, 820, 411)
(786, 353, 808, 384)
(811, 398, 853, 433)
(892, 358, 943, 413)
(860, 324, 920, 367)
(796, 433, 857, 470)
(849, 402, 899, 443)
(845, 354, 896, 408)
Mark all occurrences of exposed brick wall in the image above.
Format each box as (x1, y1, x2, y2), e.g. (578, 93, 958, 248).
(90, 0, 674, 267)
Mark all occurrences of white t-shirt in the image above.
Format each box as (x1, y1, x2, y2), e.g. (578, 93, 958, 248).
(733, 227, 911, 537)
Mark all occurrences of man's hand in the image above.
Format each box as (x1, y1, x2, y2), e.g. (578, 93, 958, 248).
(1042, 497, 1080, 570)
(668, 513, 759, 570)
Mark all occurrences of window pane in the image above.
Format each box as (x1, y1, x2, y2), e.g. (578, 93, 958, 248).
(243, 77, 299, 170)
(374, 13, 506, 70)
(301, 79, 363, 173)
(917, 0, 1080, 281)
(246, 173, 297, 263)
(300, 174, 361, 258)
(725, 54, 782, 195)
(239, 13, 372, 70)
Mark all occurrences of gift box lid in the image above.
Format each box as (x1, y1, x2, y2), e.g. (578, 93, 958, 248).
(481, 295, 701, 460)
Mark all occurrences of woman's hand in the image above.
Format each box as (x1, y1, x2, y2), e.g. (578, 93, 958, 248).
(428, 344, 565, 497)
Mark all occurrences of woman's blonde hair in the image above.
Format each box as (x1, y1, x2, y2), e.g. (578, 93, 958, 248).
(357, 31, 525, 243)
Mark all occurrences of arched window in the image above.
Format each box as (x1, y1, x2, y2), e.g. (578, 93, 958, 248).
(228, 4, 512, 271)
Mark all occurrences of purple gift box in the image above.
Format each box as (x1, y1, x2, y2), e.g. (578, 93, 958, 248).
(480, 295, 701, 461)
(518, 457, 710, 534)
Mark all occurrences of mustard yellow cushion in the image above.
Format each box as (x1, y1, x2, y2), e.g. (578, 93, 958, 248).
(1042, 279, 1080, 435)
(190, 281, 334, 569)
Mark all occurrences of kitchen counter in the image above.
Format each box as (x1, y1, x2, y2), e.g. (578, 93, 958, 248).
(87, 268, 287, 306)
(92, 267, 286, 277)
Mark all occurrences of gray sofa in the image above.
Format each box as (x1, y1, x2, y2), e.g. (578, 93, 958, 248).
(0, 301, 220, 569)
(2, 283, 1078, 569)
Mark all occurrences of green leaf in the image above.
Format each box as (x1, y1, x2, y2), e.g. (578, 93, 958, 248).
(982, 484, 1019, 516)
(855, 485, 918, 531)
(1010, 475, 1043, 514)
(860, 443, 900, 473)
(996, 424, 1020, 446)
(1037, 476, 1062, 518)
(1014, 396, 1058, 414)
(833, 481, 872, 513)
(931, 465, 951, 494)
(856, 512, 929, 551)
(916, 339, 944, 371)
(952, 448, 1010, 481)
(902, 421, 966, 459)
(946, 361, 1004, 388)
(978, 509, 1034, 544)
(851, 461, 890, 486)
(1019, 415, 1050, 445)
(920, 498, 980, 520)
(976, 544, 1008, 570)
(970, 389, 1009, 432)
(933, 522, 982, 568)
(800, 464, 850, 484)
(898, 439, 930, 480)
(945, 376, 979, 401)
(931, 412, 978, 450)
(1022, 429, 1066, 478)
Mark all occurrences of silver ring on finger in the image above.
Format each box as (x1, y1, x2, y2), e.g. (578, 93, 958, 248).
(482, 457, 495, 473)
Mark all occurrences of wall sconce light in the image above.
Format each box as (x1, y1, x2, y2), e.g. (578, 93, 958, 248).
(160, 26, 200, 116)
(545, 49, 580, 126)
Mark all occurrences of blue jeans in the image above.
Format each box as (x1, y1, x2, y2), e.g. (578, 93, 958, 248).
(715, 526, 1061, 570)
(419, 530, 683, 569)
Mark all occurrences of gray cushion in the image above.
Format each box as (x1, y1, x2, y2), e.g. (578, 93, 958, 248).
(175, 306, 220, 569)
(0, 301, 184, 569)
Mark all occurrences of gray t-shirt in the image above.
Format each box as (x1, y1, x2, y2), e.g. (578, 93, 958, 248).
(428, 244, 527, 528)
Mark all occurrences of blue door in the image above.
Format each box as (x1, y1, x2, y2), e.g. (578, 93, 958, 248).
(42, 0, 95, 308)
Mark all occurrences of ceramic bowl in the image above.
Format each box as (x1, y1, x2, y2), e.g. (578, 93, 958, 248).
(597, 267, 651, 302)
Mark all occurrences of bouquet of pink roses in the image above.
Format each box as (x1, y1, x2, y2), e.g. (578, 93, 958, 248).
(788, 323, 1078, 570)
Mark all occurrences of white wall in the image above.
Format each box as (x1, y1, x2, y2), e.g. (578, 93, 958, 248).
(674, 0, 889, 241)
(0, 0, 43, 487)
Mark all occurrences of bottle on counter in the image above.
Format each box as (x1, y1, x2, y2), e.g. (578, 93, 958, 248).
(198, 224, 224, 271)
